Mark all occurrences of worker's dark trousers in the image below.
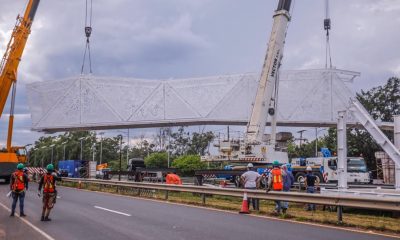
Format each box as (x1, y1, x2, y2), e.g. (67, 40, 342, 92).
(11, 191, 25, 214)
(246, 187, 259, 210)
(307, 186, 316, 210)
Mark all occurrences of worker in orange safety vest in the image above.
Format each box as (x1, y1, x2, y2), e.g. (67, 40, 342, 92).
(9, 163, 29, 217)
(38, 164, 62, 221)
(267, 160, 284, 214)
(165, 172, 182, 185)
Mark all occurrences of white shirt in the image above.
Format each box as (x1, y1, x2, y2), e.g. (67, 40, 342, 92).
(241, 170, 261, 188)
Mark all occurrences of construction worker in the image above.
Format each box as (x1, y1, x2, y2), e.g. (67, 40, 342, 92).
(305, 166, 318, 211)
(165, 172, 182, 185)
(9, 163, 29, 217)
(268, 161, 284, 214)
(240, 163, 261, 211)
(38, 164, 62, 221)
(281, 164, 294, 214)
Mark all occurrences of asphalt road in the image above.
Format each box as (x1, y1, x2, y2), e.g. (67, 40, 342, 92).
(0, 183, 397, 240)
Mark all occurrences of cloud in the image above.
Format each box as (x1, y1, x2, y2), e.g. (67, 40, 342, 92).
(0, 0, 399, 146)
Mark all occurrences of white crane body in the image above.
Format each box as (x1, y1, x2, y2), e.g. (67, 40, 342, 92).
(202, 0, 292, 164)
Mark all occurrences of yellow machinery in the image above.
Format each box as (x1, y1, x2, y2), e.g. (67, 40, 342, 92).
(0, 0, 40, 182)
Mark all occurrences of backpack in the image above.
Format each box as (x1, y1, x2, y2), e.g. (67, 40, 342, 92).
(12, 171, 25, 191)
(43, 174, 55, 193)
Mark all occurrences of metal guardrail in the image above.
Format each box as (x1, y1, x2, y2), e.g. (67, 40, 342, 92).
(62, 178, 400, 213)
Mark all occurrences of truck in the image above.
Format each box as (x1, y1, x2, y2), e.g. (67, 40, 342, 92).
(58, 160, 88, 178)
(291, 152, 371, 184)
(0, 0, 40, 183)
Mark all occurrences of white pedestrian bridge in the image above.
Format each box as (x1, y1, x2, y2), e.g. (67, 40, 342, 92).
(26, 68, 393, 132)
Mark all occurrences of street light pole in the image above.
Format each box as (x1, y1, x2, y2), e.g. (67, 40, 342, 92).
(51, 146, 54, 164)
(315, 128, 318, 157)
(63, 144, 66, 160)
(127, 128, 130, 165)
(80, 139, 83, 160)
(118, 135, 122, 181)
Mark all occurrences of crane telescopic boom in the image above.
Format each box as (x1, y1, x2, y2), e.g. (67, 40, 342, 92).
(246, 0, 292, 145)
(0, 0, 40, 176)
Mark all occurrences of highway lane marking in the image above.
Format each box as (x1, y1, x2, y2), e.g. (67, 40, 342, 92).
(0, 201, 55, 240)
(62, 186, 400, 239)
(94, 205, 131, 216)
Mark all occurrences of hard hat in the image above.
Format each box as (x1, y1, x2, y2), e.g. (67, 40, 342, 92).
(273, 160, 280, 166)
(306, 166, 312, 171)
(46, 164, 54, 171)
(17, 163, 24, 170)
(247, 163, 254, 168)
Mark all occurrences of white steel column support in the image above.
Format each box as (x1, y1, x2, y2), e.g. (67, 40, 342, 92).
(337, 110, 348, 190)
(350, 99, 400, 169)
(394, 115, 400, 190)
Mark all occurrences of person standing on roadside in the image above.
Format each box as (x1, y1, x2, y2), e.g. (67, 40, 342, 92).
(268, 161, 284, 214)
(9, 163, 29, 217)
(305, 166, 318, 211)
(240, 163, 261, 211)
(38, 164, 62, 221)
(281, 164, 294, 214)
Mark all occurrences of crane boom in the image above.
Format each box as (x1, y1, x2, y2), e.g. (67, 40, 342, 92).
(0, 0, 40, 182)
(246, 0, 291, 144)
(0, 0, 40, 117)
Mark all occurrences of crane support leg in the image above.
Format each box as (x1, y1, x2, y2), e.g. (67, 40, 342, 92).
(394, 115, 400, 190)
(337, 110, 348, 189)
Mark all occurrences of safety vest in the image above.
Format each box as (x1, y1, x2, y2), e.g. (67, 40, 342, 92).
(272, 168, 283, 191)
(43, 174, 55, 193)
(12, 171, 25, 191)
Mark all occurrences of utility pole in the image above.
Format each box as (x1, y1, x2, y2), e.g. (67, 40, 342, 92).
(297, 130, 307, 148)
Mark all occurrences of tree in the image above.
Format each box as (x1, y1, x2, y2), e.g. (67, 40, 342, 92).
(188, 132, 214, 155)
(170, 127, 190, 156)
(172, 155, 206, 176)
(144, 152, 168, 168)
(357, 77, 400, 123)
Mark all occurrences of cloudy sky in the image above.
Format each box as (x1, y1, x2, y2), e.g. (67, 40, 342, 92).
(0, 0, 399, 147)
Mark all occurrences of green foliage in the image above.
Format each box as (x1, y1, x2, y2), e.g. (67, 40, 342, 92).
(144, 152, 168, 168)
(172, 155, 206, 176)
(169, 127, 214, 156)
(357, 77, 400, 123)
(107, 159, 128, 171)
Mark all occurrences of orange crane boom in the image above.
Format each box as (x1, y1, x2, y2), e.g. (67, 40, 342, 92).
(0, 0, 40, 181)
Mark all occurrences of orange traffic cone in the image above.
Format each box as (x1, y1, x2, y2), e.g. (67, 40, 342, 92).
(239, 192, 250, 214)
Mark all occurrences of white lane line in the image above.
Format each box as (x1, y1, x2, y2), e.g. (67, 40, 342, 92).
(94, 206, 131, 216)
(0, 202, 55, 240)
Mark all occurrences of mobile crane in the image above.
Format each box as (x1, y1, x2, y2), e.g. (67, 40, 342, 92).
(201, 0, 292, 165)
(0, 0, 40, 183)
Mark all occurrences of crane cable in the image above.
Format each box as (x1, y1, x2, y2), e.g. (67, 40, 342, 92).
(81, 0, 93, 74)
(324, 0, 333, 69)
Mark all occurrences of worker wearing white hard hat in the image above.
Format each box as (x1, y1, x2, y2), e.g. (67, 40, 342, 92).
(240, 163, 261, 211)
(305, 166, 318, 211)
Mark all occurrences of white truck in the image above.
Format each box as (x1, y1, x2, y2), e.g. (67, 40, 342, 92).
(291, 156, 371, 184)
